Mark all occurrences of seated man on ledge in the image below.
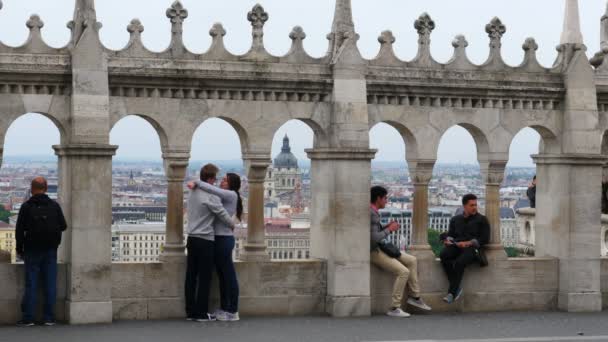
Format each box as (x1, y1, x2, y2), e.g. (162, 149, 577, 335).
(440, 193, 490, 304)
(370, 186, 432, 318)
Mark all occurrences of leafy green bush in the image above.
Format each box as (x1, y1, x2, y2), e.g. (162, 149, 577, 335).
(427, 229, 443, 257)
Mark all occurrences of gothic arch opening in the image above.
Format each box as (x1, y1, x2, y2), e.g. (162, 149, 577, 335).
(0, 113, 61, 263)
(369, 122, 411, 249)
(267, 119, 313, 261)
(433, 125, 483, 213)
(110, 115, 166, 263)
(191, 117, 244, 260)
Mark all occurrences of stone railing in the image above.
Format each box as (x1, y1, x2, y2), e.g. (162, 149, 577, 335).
(515, 208, 608, 257)
(3, 256, 608, 324)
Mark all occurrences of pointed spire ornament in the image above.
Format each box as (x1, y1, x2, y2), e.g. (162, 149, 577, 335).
(560, 0, 584, 45)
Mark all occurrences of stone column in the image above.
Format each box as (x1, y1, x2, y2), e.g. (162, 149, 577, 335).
(55, 150, 72, 264)
(480, 160, 507, 259)
(533, 154, 605, 312)
(240, 155, 271, 261)
(408, 160, 435, 259)
(160, 152, 189, 262)
(53, 144, 117, 324)
(307, 148, 377, 317)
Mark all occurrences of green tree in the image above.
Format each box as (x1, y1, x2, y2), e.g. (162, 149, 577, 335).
(0, 207, 11, 224)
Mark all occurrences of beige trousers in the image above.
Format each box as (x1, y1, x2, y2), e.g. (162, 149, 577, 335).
(371, 249, 420, 309)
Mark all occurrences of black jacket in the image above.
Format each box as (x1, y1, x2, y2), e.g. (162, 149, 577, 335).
(16, 194, 67, 254)
(527, 186, 536, 209)
(447, 213, 490, 247)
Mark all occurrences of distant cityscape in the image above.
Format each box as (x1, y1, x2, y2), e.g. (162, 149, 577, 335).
(0, 138, 535, 263)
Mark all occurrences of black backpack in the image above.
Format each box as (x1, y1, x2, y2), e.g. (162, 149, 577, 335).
(28, 201, 61, 238)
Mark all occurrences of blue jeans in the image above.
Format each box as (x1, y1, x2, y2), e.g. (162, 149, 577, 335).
(215, 236, 239, 313)
(21, 249, 57, 322)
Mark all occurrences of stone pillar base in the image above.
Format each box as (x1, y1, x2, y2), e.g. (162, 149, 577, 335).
(159, 252, 186, 264)
(408, 245, 436, 260)
(325, 295, 371, 317)
(160, 244, 186, 263)
(239, 249, 270, 262)
(67, 300, 113, 324)
(484, 243, 508, 260)
(558, 292, 602, 312)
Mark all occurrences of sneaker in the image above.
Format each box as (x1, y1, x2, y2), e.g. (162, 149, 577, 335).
(407, 297, 432, 311)
(212, 309, 226, 317)
(443, 293, 454, 304)
(217, 312, 240, 322)
(454, 288, 463, 302)
(386, 307, 411, 318)
(43, 320, 56, 326)
(16, 320, 35, 327)
(196, 313, 217, 322)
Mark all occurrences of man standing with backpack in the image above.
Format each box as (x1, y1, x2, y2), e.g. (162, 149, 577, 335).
(15, 177, 67, 326)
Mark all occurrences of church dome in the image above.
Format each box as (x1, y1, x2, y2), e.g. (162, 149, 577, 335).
(274, 135, 298, 169)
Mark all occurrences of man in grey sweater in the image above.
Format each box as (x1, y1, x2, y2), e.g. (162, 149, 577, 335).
(185, 164, 235, 322)
(370, 186, 431, 317)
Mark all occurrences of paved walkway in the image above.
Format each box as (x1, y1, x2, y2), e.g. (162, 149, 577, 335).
(2, 312, 608, 342)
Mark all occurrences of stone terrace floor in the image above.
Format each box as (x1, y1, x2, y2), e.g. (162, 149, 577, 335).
(3, 312, 608, 342)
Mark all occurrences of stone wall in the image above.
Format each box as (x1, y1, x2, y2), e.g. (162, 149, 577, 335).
(371, 257, 560, 313)
(4, 257, 608, 323)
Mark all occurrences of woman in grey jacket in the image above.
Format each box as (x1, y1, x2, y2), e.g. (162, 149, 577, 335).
(189, 173, 243, 322)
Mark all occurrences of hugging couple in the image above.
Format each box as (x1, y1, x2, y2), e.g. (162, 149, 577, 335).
(185, 163, 244, 322)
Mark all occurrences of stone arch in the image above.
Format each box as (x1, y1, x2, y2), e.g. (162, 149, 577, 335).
(110, 114, 169, 152)
(508, 125, 560, 163)
(457, 123, 490, 157)
(0, 111, 68, 148)
(369, 120, 417, 161)
(189, 116, 249, 157)
(262, 117, 329, 154)
(435, 123, 490, 163)
(517, 125, 560, 155)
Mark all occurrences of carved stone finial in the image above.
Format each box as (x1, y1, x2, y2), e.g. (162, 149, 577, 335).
(414, 13, 435, 36)
(378, 30, 395, 45)
(210, 23, 226, 38)
(523, 38, 539, 51)
(486, 17, 506, 40)
(247, 4, 268, 52)
(166, 1, 188, 24)
(248, 4, 268, 29)
(127, 19, 144, 35)
(452, 35, 469, 49)
(290, 26, 306, 41)
(26, 15, 44, 30)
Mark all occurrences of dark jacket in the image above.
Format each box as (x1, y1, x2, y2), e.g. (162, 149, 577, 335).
(447, 213, 490, 248)
(370, 208, 391, 251)
(527, 185, 536, 209)
(16, 194, 67, 254)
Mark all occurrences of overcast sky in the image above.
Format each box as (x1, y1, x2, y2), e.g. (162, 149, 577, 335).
(1, 0, 605, 166)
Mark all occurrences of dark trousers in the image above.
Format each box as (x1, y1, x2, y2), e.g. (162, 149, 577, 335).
(215, 236, 239, 313)
(440, 246, 477, 296)
(185, 237, 215, 318)
(21, 248, 57, 322)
